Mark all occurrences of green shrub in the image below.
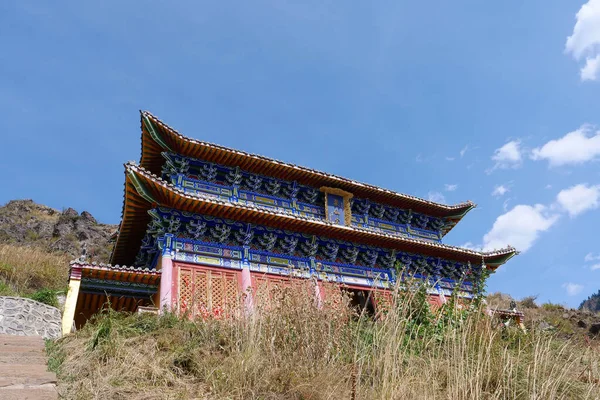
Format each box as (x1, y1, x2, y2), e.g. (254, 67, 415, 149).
(30, 288, 59, 308)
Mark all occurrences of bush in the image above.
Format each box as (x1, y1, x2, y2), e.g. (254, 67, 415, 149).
(519, 295, 538, 309)
(29, 288, 59, 307)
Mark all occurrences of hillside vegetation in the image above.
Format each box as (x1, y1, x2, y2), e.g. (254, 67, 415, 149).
(0, 199, 115, 301)
(48, 283, 600, 400)
(0, 243, 70, 298)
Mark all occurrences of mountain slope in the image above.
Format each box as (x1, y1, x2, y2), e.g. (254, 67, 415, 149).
(580, 290, 600, 313)
(0, 199, 116, 262)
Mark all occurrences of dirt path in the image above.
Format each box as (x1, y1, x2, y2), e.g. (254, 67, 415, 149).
(0, 334, 57, 399)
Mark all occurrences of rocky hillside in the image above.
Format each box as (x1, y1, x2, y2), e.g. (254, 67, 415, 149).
(0, 199, 116, 262)
(580, 290, 600, 313)
(487, 292, 600, 339)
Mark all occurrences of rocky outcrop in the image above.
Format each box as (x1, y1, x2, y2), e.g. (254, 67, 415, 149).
(0, 199, 117, 262)
(580, 290, 600, 314)
(0, 297, 62, 339)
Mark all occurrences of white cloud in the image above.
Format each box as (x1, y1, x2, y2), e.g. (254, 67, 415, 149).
(562, 282, 584, 296)
(545, 184, 553, 189)
(482, 204, 559, 252)
(585, 252, 600, 262)
(460, 145, 469, 158)
(444, 184, 458, 192)
(556, 183, 600, 217)
(581, 54, 600, 81)
(531, 125, 600, 166)
(502, 198, 511, 212)
(492, 185, 509, 197)
(428, 191, 446, 203)
(461, 242, 481, 251)
(591, 264, 600, 271)
(565, 0, 600, 81)
(490, 140, 523, 171)
(445, 157, 455, 161)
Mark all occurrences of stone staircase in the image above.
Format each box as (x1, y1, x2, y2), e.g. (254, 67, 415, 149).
(0, 334, 58, 399)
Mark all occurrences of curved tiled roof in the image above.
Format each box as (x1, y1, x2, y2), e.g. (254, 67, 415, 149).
(139, 111, 476, 220)
(110, 161, 517, 269)
(69, 260, 161, 274)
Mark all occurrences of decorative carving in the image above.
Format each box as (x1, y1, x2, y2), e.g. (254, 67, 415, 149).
(414, 257, 429, 275)
(429, 218, 445, 232)
(211, 224, 231, 243)
(361, 249, 378, 267)
(341, 247, 359, 264)
(147, 214, 181, 238)
(370, 204, 385, 219)
(234, 224, 254, 246)
(166, 216, 181, 233)
(301, 187, 319, 204)
(414, 215, 429, 229)
(186, 219, 207, 240)
(399, 255, 413, 272)
(265, 179, 281, 196)
(380, 250, 397, 269)
(431, 258, 443, 275)
(354, 199, 370, 215)
(321, 242, 339, 262)
(200, 163, 218, 182)
(244, 174, 262, 192)
(279, 236, 298, 254)
(258, 232, 278, 251)
(300, 236, 319, 258)
(162, 155, 190, 176)
(226, 166, 243, 186)
(140, 234, 153, 250)
(398, 209, 413, 225)
(283, 181, 300, 199)
(384, 207, 400, 223)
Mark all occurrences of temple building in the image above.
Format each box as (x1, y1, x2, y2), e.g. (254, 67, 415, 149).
(61, 112, 517, 334)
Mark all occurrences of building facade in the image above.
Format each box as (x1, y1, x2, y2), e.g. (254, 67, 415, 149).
(62, 112, 517, 334)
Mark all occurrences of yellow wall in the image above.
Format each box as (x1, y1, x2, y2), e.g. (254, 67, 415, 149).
(61, 279, 81, 335)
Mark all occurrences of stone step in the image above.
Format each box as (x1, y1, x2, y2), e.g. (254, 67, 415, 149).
(0, 387, 58, 400)
(0, 334, 58, 398)
(0, 374, 57, 387)
(0, 334, 46, 341)
(0, 364, 53, 377)
(0, 345, 45, 354)
(0, 339, 46, 349)
(0, 335, 46, 342)
(0, 354, 49, 365)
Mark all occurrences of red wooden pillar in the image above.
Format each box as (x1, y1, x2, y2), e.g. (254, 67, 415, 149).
(159, 254, 174, 311)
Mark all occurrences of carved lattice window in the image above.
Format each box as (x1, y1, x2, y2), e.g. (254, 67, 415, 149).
(177, 265, 240, 319)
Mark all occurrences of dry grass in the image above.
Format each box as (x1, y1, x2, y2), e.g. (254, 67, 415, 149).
(0, 243, 70, 296)
(50, 281, 600, 400)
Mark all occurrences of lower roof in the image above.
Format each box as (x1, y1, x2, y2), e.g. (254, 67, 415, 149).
(110, 162, 517, 269)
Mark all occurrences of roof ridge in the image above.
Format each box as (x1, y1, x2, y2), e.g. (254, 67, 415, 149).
(125, 162, 516, 260)
(140, 110, 476, 212)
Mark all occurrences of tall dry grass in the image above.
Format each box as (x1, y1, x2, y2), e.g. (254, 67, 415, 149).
(0, 243, 70, 295)
(50, 280, 600, 400)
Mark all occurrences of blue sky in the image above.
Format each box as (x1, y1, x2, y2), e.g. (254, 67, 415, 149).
(1, 1, 599, 307)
